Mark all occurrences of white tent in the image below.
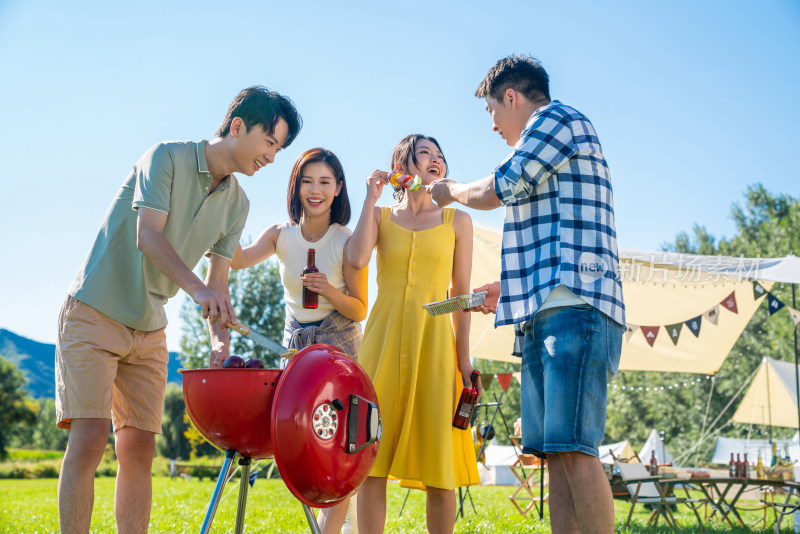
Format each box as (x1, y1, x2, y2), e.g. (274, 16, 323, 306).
(639, 429, 676, 466)
(476, 442, 521, 486)
(732, 358, 800, 428)
(711, 434, 800, 465)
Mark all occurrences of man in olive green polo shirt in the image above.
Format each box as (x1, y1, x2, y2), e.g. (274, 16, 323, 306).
(56, 86, 302, 534)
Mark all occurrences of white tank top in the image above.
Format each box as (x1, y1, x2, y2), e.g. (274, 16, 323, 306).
(276, 223, 351, 323)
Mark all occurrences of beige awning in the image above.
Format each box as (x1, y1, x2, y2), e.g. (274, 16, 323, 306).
(466, 228, 796, 372)
(469, 225, 519, 364)
(619, 257, 773, 375)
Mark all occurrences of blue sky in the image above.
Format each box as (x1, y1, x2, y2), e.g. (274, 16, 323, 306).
(1, 0, 798, 350)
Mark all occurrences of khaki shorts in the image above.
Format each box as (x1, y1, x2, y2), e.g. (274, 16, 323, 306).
(55, 296, 169, 434)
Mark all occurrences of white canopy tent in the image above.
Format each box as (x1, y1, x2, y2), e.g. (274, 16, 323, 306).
(711, 434, 800, 465)
(638, 428, 677, 466)
(476, 442, 521, 486)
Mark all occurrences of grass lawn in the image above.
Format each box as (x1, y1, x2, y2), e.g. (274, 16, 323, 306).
(0, 475, 797, 533)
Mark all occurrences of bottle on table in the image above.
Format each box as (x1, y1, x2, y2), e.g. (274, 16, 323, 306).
(649, 450, 658, 476)
(452, 370, 480, 430)
(302, 248, 319, 309)
(771, 440, 778, 466)
(756, 452, 765, 479)
(729, 453, 736, 477)
(743, 453, 750, 478)
(736, 453, 743, 478)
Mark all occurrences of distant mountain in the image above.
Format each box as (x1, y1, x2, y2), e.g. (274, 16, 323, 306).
(0, 328, 183, 399)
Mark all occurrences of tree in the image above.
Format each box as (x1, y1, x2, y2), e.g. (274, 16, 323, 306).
(605, 185, 800, 463)
(157, 383, 191, 460)
(11, 398, 68, 451)
(0, 356, 38, 459)
(179, 257, 286, 370)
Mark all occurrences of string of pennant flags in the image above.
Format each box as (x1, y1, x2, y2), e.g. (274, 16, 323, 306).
(478, 372, 522, 392)
(625, 281, 800, 347)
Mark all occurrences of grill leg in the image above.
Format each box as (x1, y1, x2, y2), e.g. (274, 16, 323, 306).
(302, 503, 322, 534)
(199, 450, 237, 534)
(234, 457, 252, 534)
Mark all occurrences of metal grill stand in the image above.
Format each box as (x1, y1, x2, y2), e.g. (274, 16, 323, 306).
(197, 449, 321, 534)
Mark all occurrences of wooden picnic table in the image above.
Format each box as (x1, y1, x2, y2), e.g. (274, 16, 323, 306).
(658, 476, 800, 531)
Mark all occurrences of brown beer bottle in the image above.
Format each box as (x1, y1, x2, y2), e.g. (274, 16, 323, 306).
(302, 248, 319, 309)
(729, 453, 736, 477)
(452, 370, 480, 430)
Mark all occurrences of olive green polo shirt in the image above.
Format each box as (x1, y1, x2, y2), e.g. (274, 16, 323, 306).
(69, 141, 250, 331)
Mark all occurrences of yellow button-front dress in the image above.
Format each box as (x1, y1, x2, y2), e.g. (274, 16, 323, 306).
(359, 206, 479, 490)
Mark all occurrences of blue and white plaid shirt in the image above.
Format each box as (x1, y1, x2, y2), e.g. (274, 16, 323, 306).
(493, 100, 625, 356)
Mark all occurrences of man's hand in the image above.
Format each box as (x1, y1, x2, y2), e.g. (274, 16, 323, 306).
(194, 287, 237, 328)
(466, 281, 500, 314)
(426, 178, 457, 207)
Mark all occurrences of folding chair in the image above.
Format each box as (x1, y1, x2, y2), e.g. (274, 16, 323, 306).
(615, 461, 687, 531)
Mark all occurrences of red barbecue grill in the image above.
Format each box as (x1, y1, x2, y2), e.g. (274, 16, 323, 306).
(181, 343, 381, 533)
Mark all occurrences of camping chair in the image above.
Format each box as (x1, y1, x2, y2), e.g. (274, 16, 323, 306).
(609, 448, 643, 465)
(615, 461, 692, 532)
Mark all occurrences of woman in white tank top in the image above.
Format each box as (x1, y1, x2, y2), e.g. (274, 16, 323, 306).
(231, 148, 367, 534)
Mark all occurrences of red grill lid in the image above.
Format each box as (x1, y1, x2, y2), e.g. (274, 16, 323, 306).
(271, 344, 381, 507)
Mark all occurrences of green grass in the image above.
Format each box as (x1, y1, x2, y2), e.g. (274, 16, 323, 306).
(6, 449, 65, 462)
(0, 476, 797, 533)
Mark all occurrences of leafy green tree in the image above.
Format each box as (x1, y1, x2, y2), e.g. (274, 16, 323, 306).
(158, 383, 191, 460)
(605, 185, 799, 464)
(0, 356, 38, 459)
(11, 398, 68, 451)
(179, 257, 286, 369)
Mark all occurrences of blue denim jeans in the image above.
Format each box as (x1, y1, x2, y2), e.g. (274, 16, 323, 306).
(520, 304, 623, 458)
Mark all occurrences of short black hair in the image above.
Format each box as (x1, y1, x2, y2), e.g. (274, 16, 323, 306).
(287, 148, 351, 226)
(475, 55, 550, 102)
(216, 86, 302, 148)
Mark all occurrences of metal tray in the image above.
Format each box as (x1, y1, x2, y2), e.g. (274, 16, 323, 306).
(422, 291, 488, 316)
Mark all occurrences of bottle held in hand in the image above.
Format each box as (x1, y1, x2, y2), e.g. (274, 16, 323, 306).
(453, 370, 480, 430)
(302, 248, 319, 309)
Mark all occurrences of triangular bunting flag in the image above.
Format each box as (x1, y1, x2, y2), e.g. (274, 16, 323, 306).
(721, 291, 738, 314)
(480, 373, 494, 391)
(624, 324, 640, 342)
(767, 293, 785, 315)
(685, 315, 702, 337)
(496, 373, 513, 392)
(640, 326, 660, 347)
(665, 323, 683, 345)
(704, 305, 720, 325)
(789, 306, 800, 326)
(513, 372, 521, 385)
(753, 281, 767, 300)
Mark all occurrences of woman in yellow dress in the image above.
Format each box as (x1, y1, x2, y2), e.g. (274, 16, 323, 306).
(348, 135, 481, 533)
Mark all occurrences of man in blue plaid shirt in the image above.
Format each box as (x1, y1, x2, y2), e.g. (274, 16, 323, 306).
(428, 55, 624, 534)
